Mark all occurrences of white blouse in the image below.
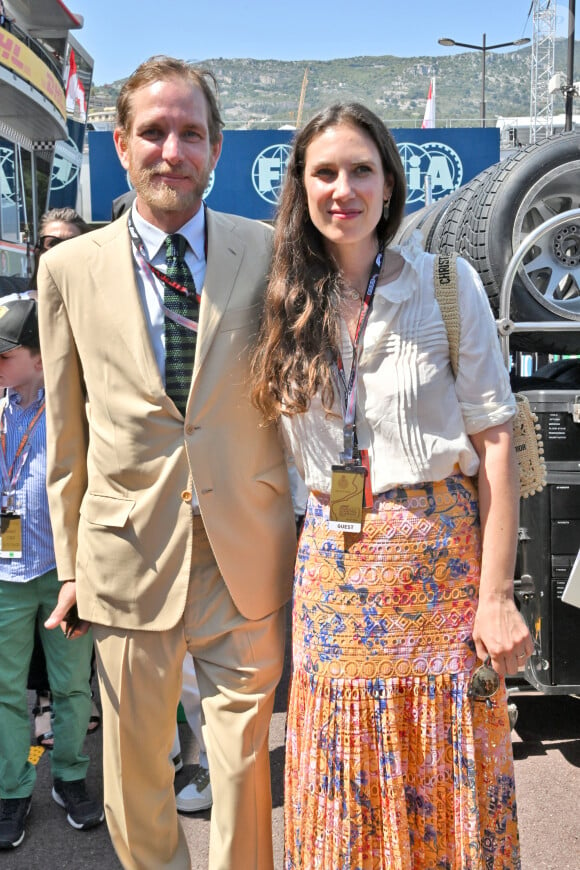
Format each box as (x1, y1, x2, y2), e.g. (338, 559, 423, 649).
(280, 232, 516, 495)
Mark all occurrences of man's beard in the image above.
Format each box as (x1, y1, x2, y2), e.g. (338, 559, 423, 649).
(130, 163, 211, 213)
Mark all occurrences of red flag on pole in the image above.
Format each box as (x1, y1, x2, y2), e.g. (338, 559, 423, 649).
(422, 77, 436, 129)
(66, 49, 87, 121)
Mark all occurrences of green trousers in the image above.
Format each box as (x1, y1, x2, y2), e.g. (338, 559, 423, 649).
(0, 570, 93, 798)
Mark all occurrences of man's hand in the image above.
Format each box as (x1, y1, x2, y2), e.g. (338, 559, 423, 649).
(44, 580, 91, 638)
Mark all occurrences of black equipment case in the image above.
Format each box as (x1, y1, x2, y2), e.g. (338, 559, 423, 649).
(516, 389, 580, 693)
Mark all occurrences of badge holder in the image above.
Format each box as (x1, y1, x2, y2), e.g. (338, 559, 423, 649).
(329, 424, 367, 533)
(329, 464, 366, 532)
(0, 493, 22, 558)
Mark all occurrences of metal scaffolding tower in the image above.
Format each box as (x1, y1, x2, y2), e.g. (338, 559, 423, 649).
(530, 1, 557, 142)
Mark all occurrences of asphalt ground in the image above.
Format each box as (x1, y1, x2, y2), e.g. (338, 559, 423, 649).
(6, 605, 580, 869)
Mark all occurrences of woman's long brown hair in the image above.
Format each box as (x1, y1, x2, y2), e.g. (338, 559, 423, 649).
(251, 103, 407, 423)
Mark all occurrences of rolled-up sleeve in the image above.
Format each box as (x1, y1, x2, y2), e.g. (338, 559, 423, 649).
(454, 258, 516, 434)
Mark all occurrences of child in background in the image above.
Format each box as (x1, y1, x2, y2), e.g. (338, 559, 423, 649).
(0, 300, 103, 850)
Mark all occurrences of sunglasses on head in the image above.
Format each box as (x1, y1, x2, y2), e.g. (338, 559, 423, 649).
(36, 235, 67, 252)
(467, 657, 500, 709)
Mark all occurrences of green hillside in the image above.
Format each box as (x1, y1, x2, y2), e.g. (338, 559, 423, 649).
(91, 39, 580, 129)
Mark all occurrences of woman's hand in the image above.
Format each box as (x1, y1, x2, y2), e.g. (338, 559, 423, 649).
(472, 591, 533, 676)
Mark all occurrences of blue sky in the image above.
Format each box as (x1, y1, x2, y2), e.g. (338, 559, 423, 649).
(67, 0, 570, 85)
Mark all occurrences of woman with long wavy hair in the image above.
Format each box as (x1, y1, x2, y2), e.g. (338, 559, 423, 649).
(252, 103, 531, 869)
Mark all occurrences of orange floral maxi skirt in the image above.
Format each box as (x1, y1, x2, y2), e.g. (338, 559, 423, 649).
(284, 473, 520, 870)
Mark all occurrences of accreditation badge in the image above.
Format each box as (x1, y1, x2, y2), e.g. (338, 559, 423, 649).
(329, 464, 366, 533)
(0, 512, 22, 558)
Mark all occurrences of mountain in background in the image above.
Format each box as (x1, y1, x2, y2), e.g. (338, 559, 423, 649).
(90, 39, 579, 129)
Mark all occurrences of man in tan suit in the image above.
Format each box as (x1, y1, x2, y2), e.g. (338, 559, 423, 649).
(37, 56, 296, 870)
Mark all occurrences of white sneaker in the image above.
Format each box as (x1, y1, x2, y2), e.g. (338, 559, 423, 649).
(175, 764, 212, 813)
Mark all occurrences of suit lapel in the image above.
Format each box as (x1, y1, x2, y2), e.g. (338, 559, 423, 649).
(93, 211, 245, 416)
(94, 217, 170, 408)
(193, 209, 244, 378)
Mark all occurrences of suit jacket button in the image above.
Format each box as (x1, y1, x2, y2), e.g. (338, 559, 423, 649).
(181, 490, 192, 503)
(185, 424, 195, 435)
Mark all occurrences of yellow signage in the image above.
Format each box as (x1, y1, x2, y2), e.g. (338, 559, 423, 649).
(0, 30, 66, 120)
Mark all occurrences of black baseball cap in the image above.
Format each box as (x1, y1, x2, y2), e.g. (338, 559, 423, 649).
(0, 299, 39, 353)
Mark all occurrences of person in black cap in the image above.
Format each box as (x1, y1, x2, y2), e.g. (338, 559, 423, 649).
(0, 300, 104, 851)
(24, 208, 102, 751)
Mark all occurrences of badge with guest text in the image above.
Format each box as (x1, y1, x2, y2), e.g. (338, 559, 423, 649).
(0, 512, 22, 558)
(329, 465, 366, 533)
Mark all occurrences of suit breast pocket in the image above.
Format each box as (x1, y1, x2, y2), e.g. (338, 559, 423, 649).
(218, 303, 261, 334)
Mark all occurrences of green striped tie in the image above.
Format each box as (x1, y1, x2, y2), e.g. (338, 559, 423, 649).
(164, 233, 198, 415)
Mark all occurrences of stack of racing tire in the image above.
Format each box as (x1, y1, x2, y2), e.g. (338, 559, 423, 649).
(395, 131, 580, 355)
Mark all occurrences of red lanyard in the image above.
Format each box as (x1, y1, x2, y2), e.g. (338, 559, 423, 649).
(0, 398, 45, 499)
(127, 211, 207, 332)
(334, 248, 383, 464)
(146, 260, 201, 302)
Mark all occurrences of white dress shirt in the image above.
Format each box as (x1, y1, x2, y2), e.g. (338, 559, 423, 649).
(130, 202, 206, 380)
(280, 232, 516, 496)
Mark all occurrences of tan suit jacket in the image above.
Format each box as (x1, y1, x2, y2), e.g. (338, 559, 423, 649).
(37, 209, 296, 629)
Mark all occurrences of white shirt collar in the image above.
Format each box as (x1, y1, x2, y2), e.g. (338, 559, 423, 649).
(7, 386, 45, 406)
(375, 230, 424, 305)
(130, 202, 206, 262)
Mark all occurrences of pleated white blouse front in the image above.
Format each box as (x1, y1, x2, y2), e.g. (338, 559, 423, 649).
(280, 232, 516, 496)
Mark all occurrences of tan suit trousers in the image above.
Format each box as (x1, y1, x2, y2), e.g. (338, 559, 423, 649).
(93, 517, 285, 870)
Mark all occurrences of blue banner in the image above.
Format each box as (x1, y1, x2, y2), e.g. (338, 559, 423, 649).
(89, 127, 499, 223)
(49, 117, 88, 211)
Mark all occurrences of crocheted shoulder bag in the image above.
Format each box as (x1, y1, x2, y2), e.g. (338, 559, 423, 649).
(433, 253, 546, 498)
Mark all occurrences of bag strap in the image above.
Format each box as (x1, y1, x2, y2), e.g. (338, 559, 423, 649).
(433, 253, 460, 378)
(433, 252, 546, 498)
